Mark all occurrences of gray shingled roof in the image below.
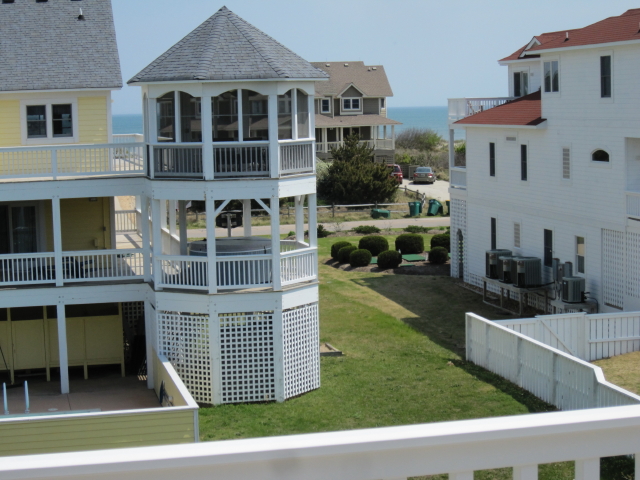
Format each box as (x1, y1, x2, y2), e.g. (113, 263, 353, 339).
(311, 62, 393, 98)
(0, 0, 122, 92)
(129, 7, 329, 84)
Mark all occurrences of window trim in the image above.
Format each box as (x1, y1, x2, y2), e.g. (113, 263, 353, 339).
(341, 97, 362, 114)
(321, 98, 331, 114)
(20, 99, 78, 145)
(600, 55, 612, 98)
(591, 148, 610, 163)
(543, 59, 560, 93)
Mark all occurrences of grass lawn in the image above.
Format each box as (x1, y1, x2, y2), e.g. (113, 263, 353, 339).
(593, 351, 640, 395)
(198, 235, 581, 479)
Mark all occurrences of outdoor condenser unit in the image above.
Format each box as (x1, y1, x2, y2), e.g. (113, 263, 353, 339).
(514, 257, 542, 288)
(562, 276, 586, 303)
(499, 256, 519, 284)
(486, 249, 512, 279)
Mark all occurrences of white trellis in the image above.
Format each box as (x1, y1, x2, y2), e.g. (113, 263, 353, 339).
(283, 303, 320, 399)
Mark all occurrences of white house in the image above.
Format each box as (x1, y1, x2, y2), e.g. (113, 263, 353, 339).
(448, 8, 640, 314)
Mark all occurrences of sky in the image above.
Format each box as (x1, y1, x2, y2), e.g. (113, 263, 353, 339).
(111, 0, 640, 115)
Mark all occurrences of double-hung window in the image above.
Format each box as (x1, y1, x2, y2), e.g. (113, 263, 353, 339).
(520, 144, 528, 181)
(544, 61, 559, 92)
(601, 55, 612, 98)
(321, 98, 331, 113)
(489, 142, 496, 177)
(342, 98, 361, 111)
(544, 229, 553, 267)
(24, 102, 75, 143)
(576, 236, 585, 274)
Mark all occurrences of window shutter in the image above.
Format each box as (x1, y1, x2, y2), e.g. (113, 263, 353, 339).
(514, 223, 521, 248)
(562, 148, 570, 179)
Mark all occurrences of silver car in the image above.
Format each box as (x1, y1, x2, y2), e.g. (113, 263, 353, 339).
(413, 166, 436, 184)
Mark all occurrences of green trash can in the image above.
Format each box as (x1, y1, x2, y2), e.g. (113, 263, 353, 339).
(418, 201, 423, 214)
(408, 202, 420, 217)
(371, 209, 391, 219)
(445, 200, 450, 216)
(427, 199, 443, 216)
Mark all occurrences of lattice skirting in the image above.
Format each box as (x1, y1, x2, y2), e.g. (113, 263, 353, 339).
(283, 302, 320, 399)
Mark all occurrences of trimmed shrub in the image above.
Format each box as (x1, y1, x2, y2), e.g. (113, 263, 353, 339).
(358, 235, 389, 256)
(431, 233, 451, 252)
(349, 249, 372, 267)
(395, 234, 424, 254)
(405, 225, 429, 234)
(429, 246, 449, 265)
(338, 245, 358, 264)
(317, 224, 331, 238)
(331, 241, 353, 260)
(353, 225, 381, 235)
(377, 250, 402, 270)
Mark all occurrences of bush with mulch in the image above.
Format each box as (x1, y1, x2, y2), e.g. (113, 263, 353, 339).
(377, 250, 402, 270)
(338, 245, 358, 264)
(429, 247, 449, 264)
(359, 235, 389, 256)
(350, 249, 373, 267)
(331, 241, 353, 260)
(395, 233, 424, 254)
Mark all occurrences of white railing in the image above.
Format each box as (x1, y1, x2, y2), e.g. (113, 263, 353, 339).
(112, 133, 144, 144)
(280, 240, 309, 252)
(7, 404, 640, 480)
(316, 139, 394, 154)
(0, 253, 55, 286)
(214, 142, 270, 177)
(497, 311, 640, 361)
(467, 313, 640, 411)
(280, 248, 317, 286)
(115, 210, 138, 233)
(0, 143, 145, 180)
(448, 97, 513, 122)
(627, 191, 640, 218)
(158, 256, 208, 290)
(152, 144, 203, 178)
(450, 167, 466, 188)
(217, 254, 272, 289)
(62, 249, 144, 282)
(279, 140, 314, 175)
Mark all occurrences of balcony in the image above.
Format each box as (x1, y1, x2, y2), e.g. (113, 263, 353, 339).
(448, 97, 514, 124)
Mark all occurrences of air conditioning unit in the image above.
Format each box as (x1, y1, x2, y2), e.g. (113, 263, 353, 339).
(514, 257, 542, 288)
(562, 276, 585, 303)
(486, 249, 512, 279)
(499, 256, 519, 284)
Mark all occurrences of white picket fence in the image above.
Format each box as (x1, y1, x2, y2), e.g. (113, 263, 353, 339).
(496, 311, 640, 361)
(466, 313, 640, 411)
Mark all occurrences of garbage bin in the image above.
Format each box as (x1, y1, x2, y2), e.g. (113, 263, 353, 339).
(418, 201, 423, 214)
(408, 202, 420, 217)
(427, 199, 443, 216)
(445, 200, 450, 216)
(371, 209, 391, 219)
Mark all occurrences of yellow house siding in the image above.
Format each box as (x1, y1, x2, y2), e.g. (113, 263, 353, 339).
(60, 198, 112, 250)
(0, 100, 21, 147)
(0, 409, 195, 456)
(78, 96, 108, 144)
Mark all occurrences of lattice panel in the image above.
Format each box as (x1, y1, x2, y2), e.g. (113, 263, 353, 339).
(219, 312, 275, 404)
(283, 303, 320, 399)
(122, 301, 144, 335)
(627, 232, 640, 299)
(602, 229, 624, 309)
(450, 199, 467, 280)
(158, 312, 212, 404)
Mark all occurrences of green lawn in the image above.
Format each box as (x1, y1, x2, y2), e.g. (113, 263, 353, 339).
(198, 235, 582, 479)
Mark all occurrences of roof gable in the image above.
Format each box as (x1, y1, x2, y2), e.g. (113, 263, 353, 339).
(0, 0, 122, 92)
(129, 7, 328, 84)
(311, 62, 393, 98)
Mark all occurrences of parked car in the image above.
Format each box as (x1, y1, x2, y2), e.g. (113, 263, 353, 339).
(387, 164, 403, 184)
(413, 166, 436, 184)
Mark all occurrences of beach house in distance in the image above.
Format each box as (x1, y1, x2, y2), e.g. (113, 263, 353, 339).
(0, 0, 323, 456)
(448, 8, 640, 314)
(312, 62, 401, 163)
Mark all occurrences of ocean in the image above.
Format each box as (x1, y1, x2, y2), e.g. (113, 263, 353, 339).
(112, 106, 458, 139)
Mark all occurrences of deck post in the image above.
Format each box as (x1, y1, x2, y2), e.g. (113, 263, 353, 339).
(268, 94, 279, 178)
(52, 196, 64, 287)
(140, 195, 152, 282)
(179, 200, 188, 256)
(56, 302, 69, 394)
(271, 196, 282, 291)
(151, 198, 163, 290)
(202, 94, 214, 180)
(144, 300, 155, 389)
(575, 458, 599, 480)
(206, 195, 217, 294)
(243, 199, 252, 237)
(513, 465, 538, 480)
(295, 195, 304, 242)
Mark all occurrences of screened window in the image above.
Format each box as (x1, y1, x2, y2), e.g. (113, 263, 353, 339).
(212, 91, 238, 142)
(0, 205, 37, 254)
(592, 149, 609, 162)
(180, 92, 202, 143)
(491, 217, 497, 250)
(600, 56, 611, 98)
(242, 90, 268, 141)
(521, 144, 528, 181)
(296, 90, 310, 138)
(321, 98, 331, 113)
(489, 142, 495, 177)
(26, 106, 47, 138)
(278, 90, 293, 140)
(52, 104, 72, 137)
(156, 92, 175, 142)
(576, 236, 585, 274)
(513, 71, 528, 97)
(544, 229, 553, 267)
(544, 61, 559, 92)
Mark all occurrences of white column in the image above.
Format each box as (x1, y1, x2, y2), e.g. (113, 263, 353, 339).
(513, 465, 538, 480)
(202, 95, 214, 180)
(449, 128, 455, 169)
(268, 94, 279, 178)
(140, 195, 152, 282)
(237, 89, 243, 143)
(243, 199, 252, 237)
(323, 128, 328, 153)
(308, 193, 318, 248)
(295, 195, 304, 242)
(575, 458, 600, 480)
(160, 200, 168, 231)
(56, 302, 69, 394)
(174, 91, 181, 143)
(144, 300, 154, 389)
(148, 98, 158, 179)
(270, 196, 282, 291)
(151, 198, 163, 290)
(51, 197, 64, 287)
(292, 88, 298, 140)
(206, 195, 217, 294)
(169, 200, 177, 237)
(383, 125, 387, 139)
(179, 200, 188, 256)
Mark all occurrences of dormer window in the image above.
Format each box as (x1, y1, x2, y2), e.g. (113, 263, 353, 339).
(321, 98, 331, 113)
(343, 98, 361, 111)
(544, 60, 559, 92)
(513, 71, 528, 97)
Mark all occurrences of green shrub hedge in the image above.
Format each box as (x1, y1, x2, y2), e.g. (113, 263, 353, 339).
(405, 225, 429, 234)
(377, 250, 402, 270)
(431, 233, 451, 252)
(429, 246, 449, 264)
(358, 235, 389, 256)
(395, 234, 424, 254)
(331, 241, 353, 260)
(353, 225, 381, 234)
(349, 249, 373, 267)
(338, 245, 358, 264)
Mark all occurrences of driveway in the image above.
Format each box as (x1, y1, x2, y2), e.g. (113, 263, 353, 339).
(402, 179, 450, 202)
